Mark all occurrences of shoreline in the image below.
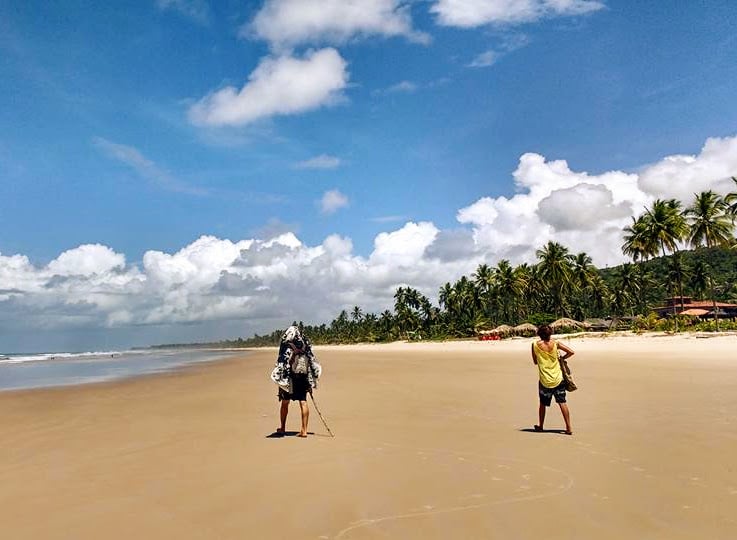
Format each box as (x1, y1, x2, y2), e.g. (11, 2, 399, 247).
(4, 330, 736, 396)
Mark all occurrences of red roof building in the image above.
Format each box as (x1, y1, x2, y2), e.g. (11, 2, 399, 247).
(653, 297, 737, 318)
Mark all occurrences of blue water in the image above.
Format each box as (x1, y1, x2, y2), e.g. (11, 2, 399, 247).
(0, 349, 243, 392)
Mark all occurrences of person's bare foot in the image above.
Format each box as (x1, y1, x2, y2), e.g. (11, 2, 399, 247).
(275, 427, 285, 435)
(298, 432, 307, 438)
(564, 429, 573, 435)
(534, 425, 543, 432)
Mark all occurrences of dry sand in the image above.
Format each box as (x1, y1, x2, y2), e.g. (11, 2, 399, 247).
(2, 334, 737, 539)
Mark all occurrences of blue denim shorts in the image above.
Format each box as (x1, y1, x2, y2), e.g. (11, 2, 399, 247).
(539, 381, 567, 406)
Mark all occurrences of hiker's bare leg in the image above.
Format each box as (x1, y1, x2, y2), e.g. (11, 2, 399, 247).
(278, 399, 289, 432)
(559, 402, 572, 434)
(298, 399, 309, 437)
(537, 403, 546, 430)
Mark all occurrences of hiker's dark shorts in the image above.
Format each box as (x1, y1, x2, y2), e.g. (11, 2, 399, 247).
(539, 381, 567, 406)
(278, 375, 309, 401)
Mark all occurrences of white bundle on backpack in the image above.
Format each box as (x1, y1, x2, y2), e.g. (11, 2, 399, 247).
(292, 354, 308, 374)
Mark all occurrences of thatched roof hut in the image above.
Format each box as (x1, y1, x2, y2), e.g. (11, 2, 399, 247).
(513, 323, 538, 336)
(490, 324, 514, 336)
(584, 318, 612, 331)
(550, 318, 587, 330)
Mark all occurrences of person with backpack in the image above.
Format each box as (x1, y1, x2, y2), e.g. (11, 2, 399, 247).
(272, 325, 321, 438)
(531, 324, 575, 435)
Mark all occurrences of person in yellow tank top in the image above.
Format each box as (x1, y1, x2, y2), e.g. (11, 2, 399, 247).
(531, 324, 575, 435)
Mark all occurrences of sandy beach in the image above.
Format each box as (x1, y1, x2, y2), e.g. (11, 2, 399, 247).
(2, 334, 736, 539)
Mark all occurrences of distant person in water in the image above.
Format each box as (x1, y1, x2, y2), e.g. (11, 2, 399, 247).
(272, 325, 321, 438)
(531, 324, 575, 435)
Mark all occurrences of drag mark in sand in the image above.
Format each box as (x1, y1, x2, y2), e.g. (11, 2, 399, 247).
(332, 438, 575, 539)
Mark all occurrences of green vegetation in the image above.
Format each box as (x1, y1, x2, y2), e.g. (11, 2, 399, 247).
(155, 183, 737, 349)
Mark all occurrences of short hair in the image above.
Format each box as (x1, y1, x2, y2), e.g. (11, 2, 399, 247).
(537, 324, 553, 341)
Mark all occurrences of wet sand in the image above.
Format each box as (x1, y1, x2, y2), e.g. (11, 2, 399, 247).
(1, 334, 736, 539)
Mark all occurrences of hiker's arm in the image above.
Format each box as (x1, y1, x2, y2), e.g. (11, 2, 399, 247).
(557, 341, 575, 360)
(531, 343, 537, 364)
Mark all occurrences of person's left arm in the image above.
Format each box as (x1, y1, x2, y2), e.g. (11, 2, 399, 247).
(557, 341, 575, 361)
(531, 342, 538, 365)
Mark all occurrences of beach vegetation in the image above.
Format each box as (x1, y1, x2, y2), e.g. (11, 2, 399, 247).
(152, 186, 737, 349)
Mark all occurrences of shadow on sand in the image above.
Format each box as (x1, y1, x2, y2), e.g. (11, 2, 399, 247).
(265, 430, 317, 438)
(519, 427, 570, 435)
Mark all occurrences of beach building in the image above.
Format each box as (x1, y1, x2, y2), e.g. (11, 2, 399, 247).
(652, 297, 737, 318)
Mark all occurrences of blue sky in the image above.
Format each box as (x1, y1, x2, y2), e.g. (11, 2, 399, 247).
(1, 0, 736, 351)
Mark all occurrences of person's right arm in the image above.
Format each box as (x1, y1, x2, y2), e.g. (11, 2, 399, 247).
(531, 342, 538, 365)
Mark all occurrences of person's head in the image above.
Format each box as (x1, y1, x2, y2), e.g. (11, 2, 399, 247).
(537, 324, 553, 341)
(281, 324, 307, 349)
(281, 325, 301, 343)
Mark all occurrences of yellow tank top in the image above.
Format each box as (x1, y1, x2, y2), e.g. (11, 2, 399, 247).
(534, 340, 563, 388)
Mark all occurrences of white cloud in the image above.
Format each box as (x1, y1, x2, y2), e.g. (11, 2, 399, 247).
(370, 221, 439, 266)
(156, 0, 210, 24)
(638, 135, 737, 202)
(467, 34, 530, 67)
(320, 189, 349, 214)
(432, 0, 605, 27)
(369, 215, 407, 223)
(374, 80, 419, 95)
(48, 244, 126, 277)
(93, 137, 207, 196)
(2, 134, 736, 341)
(467, 50, 500, 67)
(188, 49, 349, 127)
(294, 154, 342, 169)
(246, 0, 429, 50)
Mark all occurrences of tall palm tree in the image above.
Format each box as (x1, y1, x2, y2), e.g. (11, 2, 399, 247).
(472, 263, 494, 320)
(685, 190, 734, 329)
(643, 199, 688, 256)
(493, 259, 520, 324)
(686, 190, 733, 248)
(570, 252, 596, 320)
(641, 199, 688, 324)
(622, 215, 657, 263)
(690, 259, 710, 301)
(535, 241, 574, 317)
(724, 176, 737, 220)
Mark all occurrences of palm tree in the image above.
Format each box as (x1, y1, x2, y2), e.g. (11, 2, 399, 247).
(535, 241, 573, 317)
(685, 190, 735, 330)
(686, 190, 733, 248)
(641, 199, 688, 325)
(642, 199, 688, 256)
(613, 263, 641, 317)
(493, 259, 520, 324)
(622, 215, 657, 262)
(570, 252, 596, 320)
(724, 176, 737, 219)
(690, 258, 710, 301)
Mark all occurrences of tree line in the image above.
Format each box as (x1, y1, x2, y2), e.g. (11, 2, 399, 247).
(160, 179, 737, 348)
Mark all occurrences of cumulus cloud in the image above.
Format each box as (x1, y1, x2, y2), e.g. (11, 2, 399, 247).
(319, 189, 349, 214)
(245, 0, 429, 50)
(2, 134, 736, 340)
(188, 48, 349, 127)
(424, 229, 478, 262)
(294, 154, 342, 169)
(48, 244, 126, 277)
(638, 135, 737, 202)
(432, 0, 605, 27)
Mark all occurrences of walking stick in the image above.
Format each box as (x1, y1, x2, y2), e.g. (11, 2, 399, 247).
(309, 390, 334, 437)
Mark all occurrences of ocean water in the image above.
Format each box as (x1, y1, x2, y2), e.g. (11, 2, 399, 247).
(0, 349, 243, 392)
